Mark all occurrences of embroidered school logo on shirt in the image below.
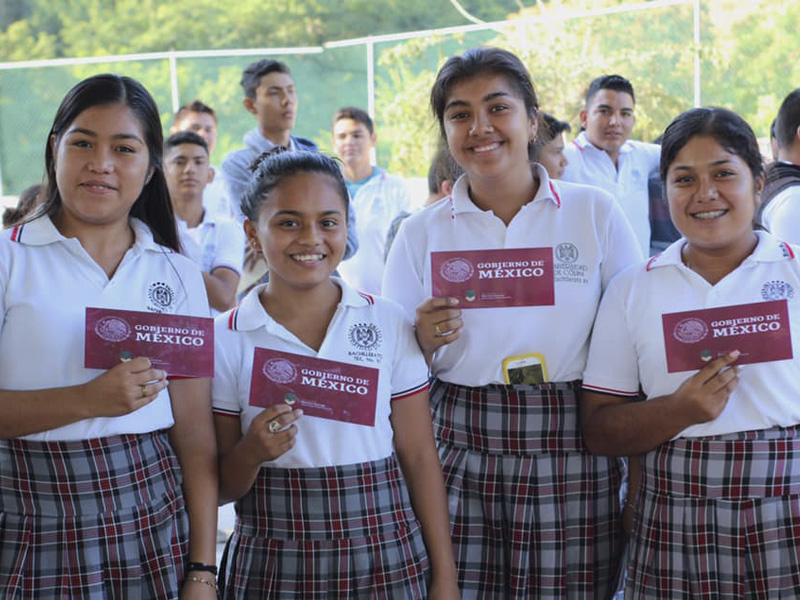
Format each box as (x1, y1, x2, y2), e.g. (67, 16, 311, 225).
(263, 358, 298, 384)
(147, 281, 175, 312)
(94, 316, 132, 342)
(761, 280, 795, 301)
(554, 242, 589, 284)
(555, 243, 579, 263)
(349, 323, 382, 350)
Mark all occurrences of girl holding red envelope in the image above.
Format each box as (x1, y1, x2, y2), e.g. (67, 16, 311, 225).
(582, 107, 800, 597)
(0, 75, 218, 597)
(212, 149, 459, 599)
(382, 48, 642, 598)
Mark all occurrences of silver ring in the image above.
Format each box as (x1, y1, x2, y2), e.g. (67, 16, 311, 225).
(435, 324, 442, 337)
(140, 384, 147, 398)
(268, 420, 281, 433)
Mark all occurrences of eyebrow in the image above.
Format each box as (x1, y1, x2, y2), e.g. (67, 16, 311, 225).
(273, 209, 344, 216)
(671, 159, 734, 171)
(444, 90, 512, 112)
(66, 127, 144, 144)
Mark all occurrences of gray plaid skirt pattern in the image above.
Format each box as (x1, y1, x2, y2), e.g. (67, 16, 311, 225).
(0, 430, 188, 599)
(431, 379, 624, 600)
(220, 454, 429, 599)
(628, 425, 800, 599)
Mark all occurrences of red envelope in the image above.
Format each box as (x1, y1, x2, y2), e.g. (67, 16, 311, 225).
(661, 299, 792, 373)
(84, 307, 214, 377)
(431, 248, 554, 309)
(249, 348, 379, 427)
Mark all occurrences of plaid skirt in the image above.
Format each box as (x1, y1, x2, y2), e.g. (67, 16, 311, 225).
(432, 379, 624, 600)
(627, 425, 800, 599)
(220, 454, 429, 599)
(0, 431, 188, 600)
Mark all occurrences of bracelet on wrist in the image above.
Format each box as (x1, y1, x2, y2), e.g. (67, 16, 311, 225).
(186, 575, 218, 591)
(187, 562, 218, 576)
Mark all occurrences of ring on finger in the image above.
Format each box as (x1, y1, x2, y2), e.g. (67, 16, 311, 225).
(268, 420, 281, 433)
(140, 384, 147, 398)
(435, 324, 442, 337)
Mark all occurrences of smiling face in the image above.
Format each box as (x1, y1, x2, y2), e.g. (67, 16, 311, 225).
(332, 118, 375, 177)
(245, 172, 348, 292)
(245, 71, 297, 141)
(581, 89, 635, 160)
(666, 134, 763, 256)
(442, 73, 536, 190)
(52, 103, 153, 230)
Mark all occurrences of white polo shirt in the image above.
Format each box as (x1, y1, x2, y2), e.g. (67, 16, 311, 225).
(583, 232, 800, 438)
(762, 185, 800, 245)
(337, 169, 411, 296)
(0, 215, 209, 441)
(562, 131, 660, 257)
(203, 167, 233, 221)
(382, 163, 642, 387)
(212, 278, 429, 468)
(178, 212, 244, 277)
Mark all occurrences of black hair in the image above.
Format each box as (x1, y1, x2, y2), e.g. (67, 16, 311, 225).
(240, 148, 349, 222)
(660, 107, 763, 184)
(332, 106, 374, 135)
(427, 142, 464, 195)
(775, 88, 800, 150)
(430, 47, 539, 140)
(174, 99, 217, 124)
(528, 113, 571, 162)
(3, 184, 42, 228)
(585, 74, 636, 107)
(39, 73, 180, 251)
(165, 131, 209, 154)
(240, 59, 291, 100)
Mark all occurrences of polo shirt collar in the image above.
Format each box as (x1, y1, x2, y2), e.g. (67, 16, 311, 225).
(646, 231, 795, 272)
(572, 130, 634, 156)
(448, 163, 561, 216)
(229, 277, 372, 332)
(13, 214, 161, 253)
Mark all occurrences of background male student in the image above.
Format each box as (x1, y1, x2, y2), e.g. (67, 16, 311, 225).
(562, 74, 661, 256)
(760, 88, 800, 244)
(331, 106, 410, 295)
(220, 59, 357, 262)
(172, 99, 231, 221)
(164, 131, 244, 313)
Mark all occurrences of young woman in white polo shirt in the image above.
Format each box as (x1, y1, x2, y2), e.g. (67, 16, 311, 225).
(382, 48, 642, 599)
(582, 107, 800, 598)
(212, 149, 458, 599)
(0, 75, 218, 597)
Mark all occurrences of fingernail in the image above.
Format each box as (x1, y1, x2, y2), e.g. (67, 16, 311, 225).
(730, 350, 740, 359)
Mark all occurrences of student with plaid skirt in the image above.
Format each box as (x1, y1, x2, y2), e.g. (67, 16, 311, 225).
(582, 107, 800, 598)
(212, 149, 459, 599)
(0, 75, 218, 598)
(383, 48, 641, 599)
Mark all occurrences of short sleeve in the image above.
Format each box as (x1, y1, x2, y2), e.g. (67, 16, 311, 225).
(763, 189, 800, 245)
(386, 301, 429, 400)
(583, 275, 641, 396)
(211, 220, 245, 275)
(600, 196, 644, 289)
(173, 255, 211, 319)
(211, 313, 244, 417)
(382, 217, 426, 324)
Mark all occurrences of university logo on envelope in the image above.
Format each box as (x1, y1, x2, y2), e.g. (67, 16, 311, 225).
(661, 299, 793, 373)
(431, 248, 554, 309)
(249, 348, 379, 427)
(84, 307, 214, 377)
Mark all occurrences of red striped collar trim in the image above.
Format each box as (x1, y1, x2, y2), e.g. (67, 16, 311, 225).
(9, 224, 23, 242)
(571, 139, 585, 151)
(227, 308, 239, 330)
(358, 291, 375, 305)
(782, 241, 796, 259)
(645, 254, 661, 271)
(548, 181, 561, 208)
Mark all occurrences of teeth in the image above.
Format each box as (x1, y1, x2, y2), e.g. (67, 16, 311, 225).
(293, 254, 324, 262)
(693, 210, 726, 220)
(473, 142, 500, 153)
